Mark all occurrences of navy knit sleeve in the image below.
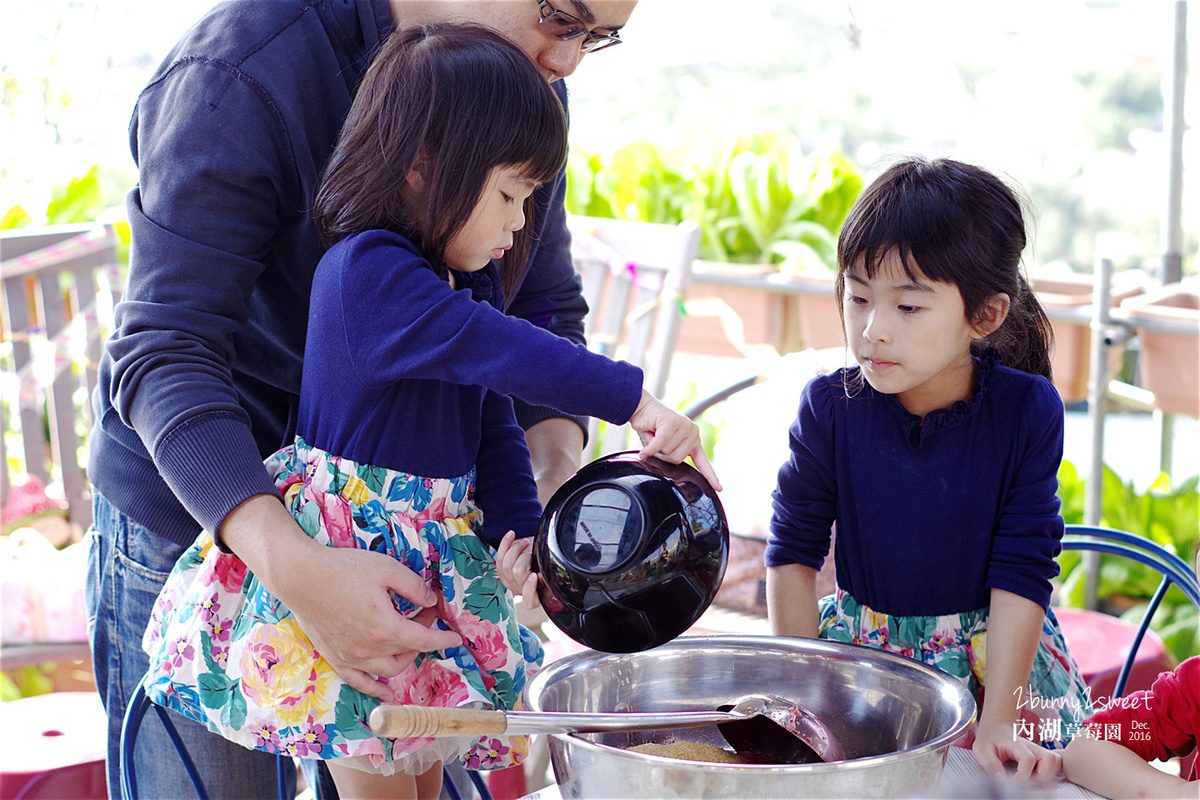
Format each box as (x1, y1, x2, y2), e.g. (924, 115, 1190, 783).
(985, 376, 1065, 610)
(766, 374, 839, 570)
(106, 62, 303, 539)
(337, 232, 642, 425)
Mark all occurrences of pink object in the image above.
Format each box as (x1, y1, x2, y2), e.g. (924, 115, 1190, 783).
(1, 532, 89, 645)
(0, 692, 107, 800)
(1, 475, 67, 533)
(487, 763, 528, 800)
(1055, 606, 1172, 705)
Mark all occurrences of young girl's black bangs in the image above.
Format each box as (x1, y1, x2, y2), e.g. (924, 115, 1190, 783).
(840, 186, 964, 285)
(493, 88, 568, 186)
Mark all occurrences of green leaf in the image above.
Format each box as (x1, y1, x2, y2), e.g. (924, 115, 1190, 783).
(45, 165, 104, 225)
(200, 631, 222, 673)
(1, 671, 23, 701)
(489, 670, 516, 701)
(198, 671, 233, 696)
(223, 688, 247, 731)
(334, 684, 377, 739)
(1156, 607, 1199, 663)
(462, 578, 505, 622)
(450, 534, 494, 581)
(357, 464, 388, 495)
(1, 205, 32, 230)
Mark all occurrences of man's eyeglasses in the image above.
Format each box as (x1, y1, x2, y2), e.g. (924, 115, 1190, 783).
(536, 0, 622, 53)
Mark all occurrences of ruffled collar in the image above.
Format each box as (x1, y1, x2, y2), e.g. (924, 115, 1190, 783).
(883, 349, 1000, 449)
(450, 263, 501, 308)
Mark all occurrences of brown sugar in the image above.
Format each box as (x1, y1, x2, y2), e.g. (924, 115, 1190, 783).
(628, 741, 752, 764)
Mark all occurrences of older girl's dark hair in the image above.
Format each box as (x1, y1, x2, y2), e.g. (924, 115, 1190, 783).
(313, 23, 568, 297)
(835, 157, 1054, 379)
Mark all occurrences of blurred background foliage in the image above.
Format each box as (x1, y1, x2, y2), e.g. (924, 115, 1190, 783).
(3, 1, 1196, 280)
(567, 131, 863, 272)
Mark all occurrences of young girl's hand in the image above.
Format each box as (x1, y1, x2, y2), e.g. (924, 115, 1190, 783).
(971, 720, 1062, 782)
(496, 530, 541, 609)
(629, 390, 723, 491)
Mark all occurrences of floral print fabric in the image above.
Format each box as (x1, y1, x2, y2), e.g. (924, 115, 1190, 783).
(819, 588, 1092, 749)
(143, 438, 543, 775)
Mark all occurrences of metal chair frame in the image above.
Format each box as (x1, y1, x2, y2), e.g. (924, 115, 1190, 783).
(1059, 524, 1200, 700)
(120, 678, 290, 800)
(567, 214, 701, 461)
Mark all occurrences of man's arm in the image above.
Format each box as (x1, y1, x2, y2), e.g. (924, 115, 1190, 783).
(525, 417, 586, 505)
(766, 563, 820, 638)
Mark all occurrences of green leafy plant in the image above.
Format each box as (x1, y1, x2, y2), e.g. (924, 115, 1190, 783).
(1055, 460, 1200, 662)
(1, 665, 58, 700)
(2, 164, 130, 262)
(567, 130, 863, 273)
(566, 143, 692, 225)
(3, 165, 106, 230)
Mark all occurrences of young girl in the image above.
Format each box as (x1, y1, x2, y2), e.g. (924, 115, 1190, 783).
(765, 157, 1090, 781)
(141, 23, 717, 800)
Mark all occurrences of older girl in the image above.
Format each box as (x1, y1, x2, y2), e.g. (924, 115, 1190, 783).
(767, 157, 1089, 782)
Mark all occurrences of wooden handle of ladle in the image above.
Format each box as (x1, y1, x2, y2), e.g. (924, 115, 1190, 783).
(369, 705, 508, 738)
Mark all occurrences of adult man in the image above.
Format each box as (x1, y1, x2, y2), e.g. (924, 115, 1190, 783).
(86, 1, 637, 796)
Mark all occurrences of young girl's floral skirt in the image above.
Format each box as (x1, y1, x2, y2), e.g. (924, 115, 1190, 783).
(819, 588, 1093, 749)
(142, 438, 543, 776)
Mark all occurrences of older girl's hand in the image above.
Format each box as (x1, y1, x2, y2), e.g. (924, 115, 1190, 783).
(629, 390, 722, 491)
(496, 530, 540, 609)
(971, 720, 1062, 783)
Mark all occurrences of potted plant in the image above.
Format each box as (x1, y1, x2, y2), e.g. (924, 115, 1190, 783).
(567, 131, 863, 358)
(1027, 268, 1143, 404)
(1120, 281, 1200, 418)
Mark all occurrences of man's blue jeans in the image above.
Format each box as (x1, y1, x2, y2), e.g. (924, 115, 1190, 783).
(86, 491, 297, 799)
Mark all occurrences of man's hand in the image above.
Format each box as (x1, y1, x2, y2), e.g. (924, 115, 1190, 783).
(219, 495, 462, 698)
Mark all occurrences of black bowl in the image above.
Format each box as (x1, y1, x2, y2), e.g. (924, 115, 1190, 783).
(534, 452, 729, 653)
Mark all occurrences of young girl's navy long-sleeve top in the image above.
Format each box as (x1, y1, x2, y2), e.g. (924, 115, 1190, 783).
(299, 230, 643, 545)
(766, 355, 1066, 616)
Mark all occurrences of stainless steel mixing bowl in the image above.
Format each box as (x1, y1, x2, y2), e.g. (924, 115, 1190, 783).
(523, 634, 977, 799)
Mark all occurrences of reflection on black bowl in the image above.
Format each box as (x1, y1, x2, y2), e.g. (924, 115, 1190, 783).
(535, 452, 729, 653)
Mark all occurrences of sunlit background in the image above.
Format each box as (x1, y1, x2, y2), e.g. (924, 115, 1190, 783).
(3, 0, 1196, 276)
(2, 0, 1197, 727)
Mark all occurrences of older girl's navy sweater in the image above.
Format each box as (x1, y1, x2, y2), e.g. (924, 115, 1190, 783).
(767, 356, 1066, 616)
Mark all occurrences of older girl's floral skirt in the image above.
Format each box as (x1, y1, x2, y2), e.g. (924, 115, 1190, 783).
(818, 588, 1092, 749)
(143, 438, 543, 776)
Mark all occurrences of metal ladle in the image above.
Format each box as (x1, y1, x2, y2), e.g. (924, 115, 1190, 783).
(717, 694, 845, 764)
(368, 693, 843, 764)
